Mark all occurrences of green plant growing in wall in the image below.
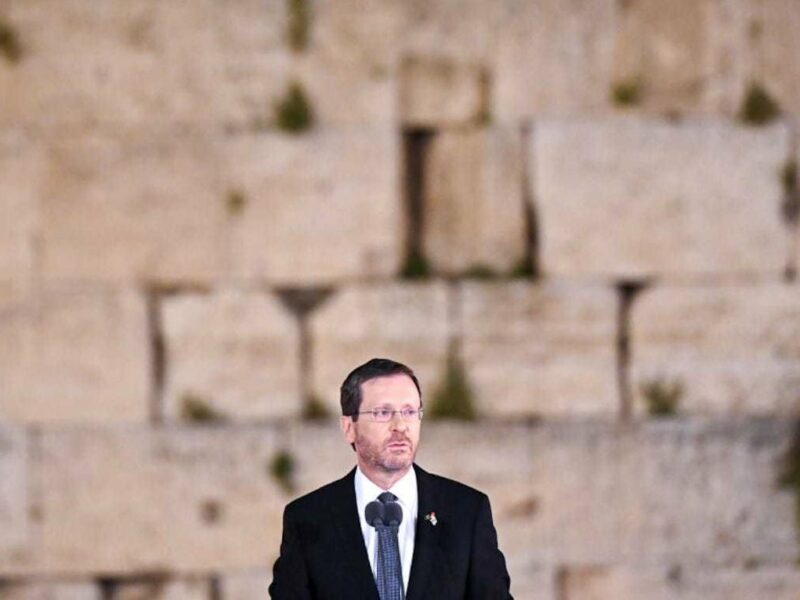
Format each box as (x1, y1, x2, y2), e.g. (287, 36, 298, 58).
(510, 257, 535, 279)
(781, 160, 800, 228)
(269, 449, 297, 494)
(777, 421, 800, 545)
(783, 160, 798, 195)
(302, 394, 331, 421)
(640, 378, 683, 417)
(428, 357, 477, 421)
(400, 249, 431, 280)
(226, 189, 246, 216)
(0, 18, 22, 63)
(287, 0, 310, 52)
(739, 82, 781, 125)
(275, 82, 314, 133)
(611, 78, 642, 107)
(462, 264, 499, 280)
(180, 393, 226, 423)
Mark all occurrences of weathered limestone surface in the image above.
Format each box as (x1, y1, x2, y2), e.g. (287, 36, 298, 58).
(751, 0, 800, 116)
(12, 420, 796, 579)
(630, 284, 800, 415)
(611, 0, 719, 114)
(416, 421, 796, 581)
(0, 427, 29, 566)
(34, 426, 284, 574)
(494, 0, 616, 121)
(526, 421, 796, 566)
(40, 134, 227, 285)
(533, 118, 791, 278)
(793, 129, 800, 276)
(459, 282, 619, 417)
(0, 0, 289, 134)
(224, 127, 402, 285)
(0, 581, 101, 600)
(0, 287, 149, 423)
(111, 578, 209, 600)
(309, 283, 450, 414)
(162, 289, 301, 421)
(286, 424, 356, 495)
(703, 0, 753, 116)
(401, 0, 501, 64)
(563, 566, 800, 600)
(221, 570, 271, 600)
(0, 131, 40, 294)
(399, 57, 487, 127)
(423, 127, 527, 275)
(416, 423, 536, 593)
(507, 568, 556, 600)
(294, 0, 404, 127)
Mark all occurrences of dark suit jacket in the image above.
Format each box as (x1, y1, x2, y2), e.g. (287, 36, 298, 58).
(269, 464, 513, 599)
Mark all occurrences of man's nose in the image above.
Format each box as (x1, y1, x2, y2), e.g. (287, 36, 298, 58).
(389, 411, 407, 429)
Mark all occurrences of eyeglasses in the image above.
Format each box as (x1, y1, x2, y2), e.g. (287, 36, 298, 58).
(355, 407, 424, 422)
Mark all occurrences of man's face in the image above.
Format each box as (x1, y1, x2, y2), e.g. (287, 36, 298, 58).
(341, 374, 422, 475)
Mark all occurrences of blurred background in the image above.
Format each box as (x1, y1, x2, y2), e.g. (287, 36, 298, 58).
(1, 0, 800, 598)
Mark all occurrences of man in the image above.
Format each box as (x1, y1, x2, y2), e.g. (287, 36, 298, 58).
(269, 357, 513, 599)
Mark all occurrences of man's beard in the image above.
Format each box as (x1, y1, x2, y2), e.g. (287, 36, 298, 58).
(355, 430, 415, 473)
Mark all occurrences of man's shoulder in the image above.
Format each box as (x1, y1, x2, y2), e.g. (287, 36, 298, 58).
(283, 468, 355, 517)
(414, 465, 489, 506)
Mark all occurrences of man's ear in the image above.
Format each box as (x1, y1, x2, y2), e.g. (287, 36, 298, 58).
(340, 415, 356, 445)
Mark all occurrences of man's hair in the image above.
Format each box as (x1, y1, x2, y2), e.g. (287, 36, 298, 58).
(340, 357, 422, 420)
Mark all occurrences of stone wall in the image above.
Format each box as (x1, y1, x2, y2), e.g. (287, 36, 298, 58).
(1, 0, 800, 598)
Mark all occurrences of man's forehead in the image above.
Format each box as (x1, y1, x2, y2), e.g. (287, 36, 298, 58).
(360, 374, 420, 403)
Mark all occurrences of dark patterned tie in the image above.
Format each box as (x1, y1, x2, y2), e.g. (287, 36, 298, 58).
(375, 491, 404, 600)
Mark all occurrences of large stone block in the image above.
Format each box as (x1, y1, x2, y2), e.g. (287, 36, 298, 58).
(224, 127, 402, 285)
(0, 581, 101, 600)
(459, 282, 619, 417)
(533, 118, 791, 278)
(0, 0, 290, 133)
(0, 131, 40, 294)
(416, 421, 796, 583)
(493, 0, 616, 121)
(0, 426, 30, 567)
(34, 426, 284, 574)
(40, 134, 227, 285)
(162, 289, 301, 421)
(527, 421, 797, 566)
(630, 283, 800, 415)
(309, 283, 450, 413)
(423, 127, 527, 275)
(562, 566, 800, 600)
(0, 286, 149, 423)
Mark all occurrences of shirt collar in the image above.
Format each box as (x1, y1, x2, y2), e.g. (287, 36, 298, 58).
(355, 465, 418, 513)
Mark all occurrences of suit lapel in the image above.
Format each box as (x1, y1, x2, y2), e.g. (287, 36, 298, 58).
(329, 469, 380, 600)
(406, 465, 443, 600)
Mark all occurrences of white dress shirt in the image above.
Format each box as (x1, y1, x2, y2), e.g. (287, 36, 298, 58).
(354, 466, 418, 593)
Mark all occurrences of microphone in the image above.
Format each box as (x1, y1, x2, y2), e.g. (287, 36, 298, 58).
(365, 500, 384, 527)
(383, 501, 403, 526)
(365, 498, 404, 527)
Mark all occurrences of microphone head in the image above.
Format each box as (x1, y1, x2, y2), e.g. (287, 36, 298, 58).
(383, 501, 403, 526)
(365, 500, 383, 527)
